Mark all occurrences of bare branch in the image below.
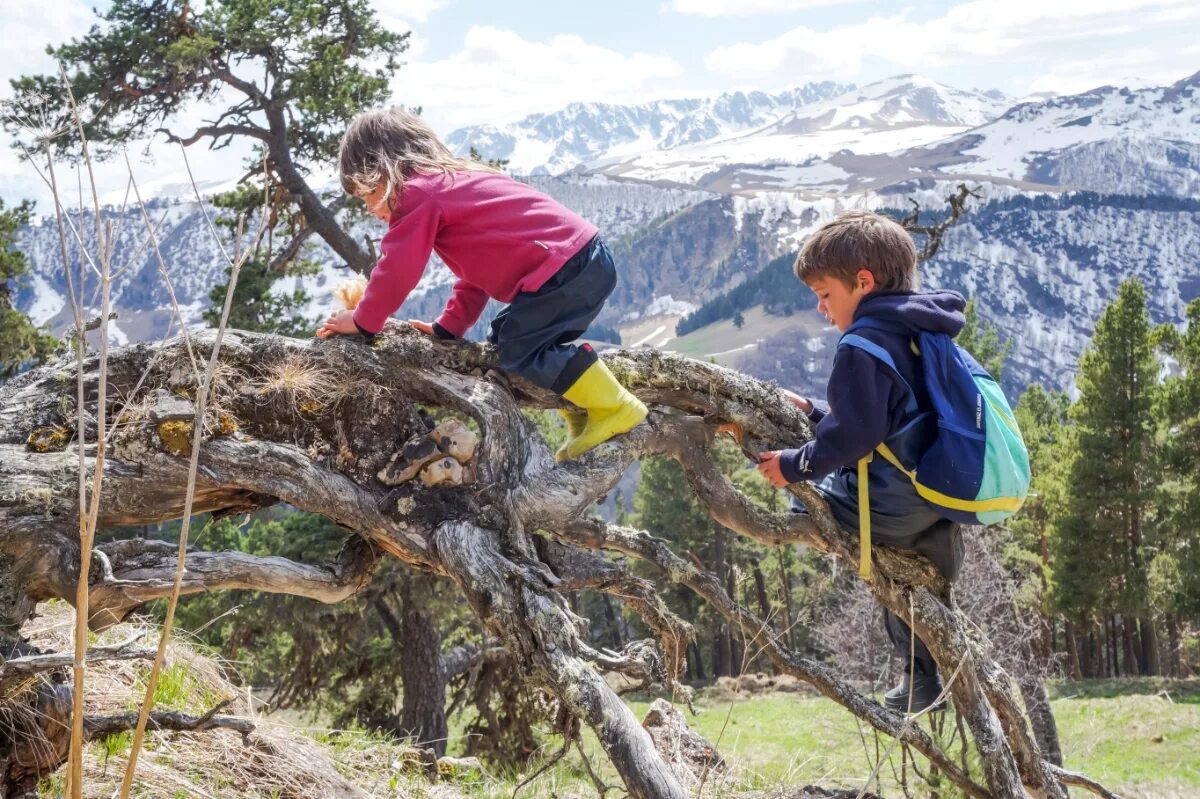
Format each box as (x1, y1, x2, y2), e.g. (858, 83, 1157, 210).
(0, 636, 153, 680)
(85, 699, 255, 741)
(1045, 764, 1125, 799)
(902, 183, 981, 263)
(87, 538, 379, 629)
(160, 123, 270, 147)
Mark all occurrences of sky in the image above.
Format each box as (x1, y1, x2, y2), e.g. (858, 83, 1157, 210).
(1, 0, 1198, 206)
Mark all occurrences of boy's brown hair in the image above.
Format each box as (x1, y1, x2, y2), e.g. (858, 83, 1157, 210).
(794, 210, 918, 291)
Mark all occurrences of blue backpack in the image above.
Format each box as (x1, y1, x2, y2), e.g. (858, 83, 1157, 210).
(841, 318, 1031, 578)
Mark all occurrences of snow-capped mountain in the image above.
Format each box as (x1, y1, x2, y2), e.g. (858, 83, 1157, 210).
(937, 71, 1200, 195)
(594, 76, 1014, 191)
(445, 82, 853, 175)
(714, 71, 1200, 197)
(13, 175, 711, 342)
(11, 72, 1200, 399)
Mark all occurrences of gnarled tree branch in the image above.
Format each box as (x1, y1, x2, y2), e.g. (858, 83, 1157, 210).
(0, 326, 1123, 799)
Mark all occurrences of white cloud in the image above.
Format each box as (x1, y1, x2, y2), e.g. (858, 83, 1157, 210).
(704, 0, 1200, 92)
(393, 26, 685, 130)
(672, 0, 862, 15)
(1027, 44, 1200, 95)
(0, 1, 95, 88)
(370, 0, 450, 26)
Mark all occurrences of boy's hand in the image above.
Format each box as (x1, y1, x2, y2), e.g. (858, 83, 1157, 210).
(316, 309, 358, 339)
(408, 320, 435, 336)
(756, 450, 791, 488)
(781, 389, 813, 414)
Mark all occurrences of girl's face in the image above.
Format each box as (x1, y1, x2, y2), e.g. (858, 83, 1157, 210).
(359, 184, 391, 222)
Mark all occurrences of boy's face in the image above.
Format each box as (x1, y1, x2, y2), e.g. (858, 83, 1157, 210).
(807, 270, 876, 332)
(357, 185, 391, 223)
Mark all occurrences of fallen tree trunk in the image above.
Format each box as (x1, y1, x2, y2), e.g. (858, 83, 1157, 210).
(0, 325, 1120, 798)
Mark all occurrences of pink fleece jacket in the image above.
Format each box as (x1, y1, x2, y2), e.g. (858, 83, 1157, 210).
(351, 170, 599, 337)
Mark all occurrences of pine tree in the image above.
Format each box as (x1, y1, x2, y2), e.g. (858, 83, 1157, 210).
(0, 199, 56, 383)
(1053, 279, 1161, 675)
(956, 297, 1011, 380)
(9, 0, 407, 275)
(1012, 385, 1072, 568)
(1154, 297, 1200, 675)
(1010, 384, 1075, 671)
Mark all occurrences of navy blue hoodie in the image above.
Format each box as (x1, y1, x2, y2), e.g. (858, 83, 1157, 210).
(780, 289, 966, 538)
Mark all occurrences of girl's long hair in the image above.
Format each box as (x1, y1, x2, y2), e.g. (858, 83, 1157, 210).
(338, 106, 497, 204)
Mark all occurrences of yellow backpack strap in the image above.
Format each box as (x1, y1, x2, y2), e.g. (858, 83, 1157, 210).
(857, 452, 873, 580)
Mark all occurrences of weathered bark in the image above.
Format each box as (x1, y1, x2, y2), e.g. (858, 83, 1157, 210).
(435, 520, 687, 799)
(1017, 675, 1063, 768)
(0, 327, 1120, 799)
(1023, 613, 1064, 768)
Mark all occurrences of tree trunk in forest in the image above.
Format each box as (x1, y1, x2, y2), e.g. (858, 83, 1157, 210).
(1064, 620, 1083, 681)
(1019, 612, 1063, 767)
(1121, 615, 1139, 676)
(1138, 616, 1160, 677)
(0, 328, 1121, 799)
(602, 594, 626, 650)
(1106, 616, 1117, 677)
(726, 565, 744, 675)
(712, 530, 731, 678)
(398, 575, 450, 757)
(368, 580, 449, 756)
(688, 642, 705, 681)
(776, 549, 797, 651)
(753, 566, 772, 623)
(1166, 615, 1183, 678)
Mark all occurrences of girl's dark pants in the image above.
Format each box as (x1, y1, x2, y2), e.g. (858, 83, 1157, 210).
(487, 235, 615, 393)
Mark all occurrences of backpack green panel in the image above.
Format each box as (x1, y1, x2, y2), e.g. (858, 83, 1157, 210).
(975, 376, 1032, 524)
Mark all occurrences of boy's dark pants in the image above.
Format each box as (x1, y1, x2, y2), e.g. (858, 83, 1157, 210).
(487, 235, 616, 393)
(879, 519, 964, 677)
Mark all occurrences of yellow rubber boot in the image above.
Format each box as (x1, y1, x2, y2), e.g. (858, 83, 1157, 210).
(558, 408, 587, 438)
(555, 360, 648, 461)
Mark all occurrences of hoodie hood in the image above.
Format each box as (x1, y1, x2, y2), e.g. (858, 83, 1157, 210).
(853, 290, 966, 337)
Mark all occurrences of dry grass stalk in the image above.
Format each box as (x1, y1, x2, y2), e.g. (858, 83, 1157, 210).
(53, 62, 117, 799)
(251, 354, 341, 413)
(117, 164, 271, 797)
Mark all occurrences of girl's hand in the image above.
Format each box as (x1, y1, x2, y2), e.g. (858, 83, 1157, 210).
(756, 450, 790, 488)
(408, 320, 435, 336)
(316, 309, 358, 339)
(780, 389, 813, 414)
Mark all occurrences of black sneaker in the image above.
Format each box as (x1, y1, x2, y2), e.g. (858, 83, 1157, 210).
(884, 671, 948, 713)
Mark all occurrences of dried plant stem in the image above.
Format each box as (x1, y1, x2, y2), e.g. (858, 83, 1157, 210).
(57, 61, 114, 799)
(118, 187, 269, 797)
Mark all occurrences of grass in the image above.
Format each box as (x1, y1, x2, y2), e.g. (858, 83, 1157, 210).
(1050, 678, 1200, 797)
(20, 598, 1199, 798)
(438, 680, 1200, 799)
